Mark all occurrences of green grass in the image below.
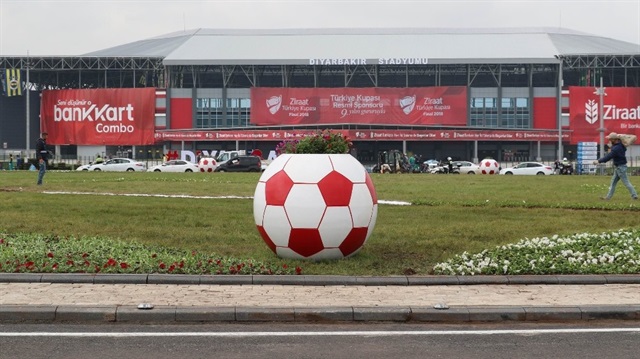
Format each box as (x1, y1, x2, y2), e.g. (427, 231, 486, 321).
(0, 170, 639, 275)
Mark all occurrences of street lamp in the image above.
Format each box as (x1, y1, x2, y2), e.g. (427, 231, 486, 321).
(593, 78, 607, 160)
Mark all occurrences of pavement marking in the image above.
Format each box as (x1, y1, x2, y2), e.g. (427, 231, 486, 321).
(2, 328, 640, 337)
(43, 191, 411, 205)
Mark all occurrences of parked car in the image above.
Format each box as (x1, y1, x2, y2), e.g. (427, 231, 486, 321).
(76, 163, 93, 171)
(454, 161, 480, 174)
(148, 160, 199, 172)
(214, 156, 262, 172)
(499, 162, 554, 175)
(87, 158, 147, 172)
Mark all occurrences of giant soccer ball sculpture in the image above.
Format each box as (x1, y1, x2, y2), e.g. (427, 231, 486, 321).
(253, 154, 378, 260)
(479, 158, 500, 174)
(198, 157, 217, 172)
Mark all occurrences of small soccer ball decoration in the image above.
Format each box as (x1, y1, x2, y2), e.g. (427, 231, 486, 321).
(198, 157, 217, 172)
(253, 153, 378, 260)
(479, 158, 500, 174)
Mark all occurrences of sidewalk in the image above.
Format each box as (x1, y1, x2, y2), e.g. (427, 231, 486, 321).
(0, 274, 639, 323)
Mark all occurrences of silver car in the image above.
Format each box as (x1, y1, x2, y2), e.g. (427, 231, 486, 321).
(87, 158, 147, 172)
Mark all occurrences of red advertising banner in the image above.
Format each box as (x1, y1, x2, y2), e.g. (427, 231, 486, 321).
(155, 129, 569, 142)
(250, 87, 468, 126)
(569, 86, 640, 144)
(40, 88, 156, 145)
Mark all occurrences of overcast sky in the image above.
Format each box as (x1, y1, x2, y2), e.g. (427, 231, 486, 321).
(0, 0, 638, 56)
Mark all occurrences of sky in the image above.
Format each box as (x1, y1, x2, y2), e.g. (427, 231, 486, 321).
(0, 0, 639, 56)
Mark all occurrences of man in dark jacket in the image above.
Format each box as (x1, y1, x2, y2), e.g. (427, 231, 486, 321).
(35, 132, 49, 185)
(593, 132, 638, 200)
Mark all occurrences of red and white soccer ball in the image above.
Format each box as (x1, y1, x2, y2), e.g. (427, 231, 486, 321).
(479, 158, 500, 174)
(253, 154, 378, 260)
(198, 157, 217, 172)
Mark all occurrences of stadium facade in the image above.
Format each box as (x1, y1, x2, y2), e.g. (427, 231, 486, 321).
(1, 27, 639, 164)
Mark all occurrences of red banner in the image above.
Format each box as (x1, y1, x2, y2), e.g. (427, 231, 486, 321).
(155, 129, 569, 142)
(40, 88, 156, 145)
(250, 87, 467, 126)
(569, 86, 640, 144)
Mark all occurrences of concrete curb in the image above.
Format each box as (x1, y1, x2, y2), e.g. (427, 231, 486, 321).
(2, 273, 640, 285)
(0, 305, 638, 323)
(1, 274, 638, 324)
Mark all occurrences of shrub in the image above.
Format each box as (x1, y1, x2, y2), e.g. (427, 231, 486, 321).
(276, 129, 353, 155)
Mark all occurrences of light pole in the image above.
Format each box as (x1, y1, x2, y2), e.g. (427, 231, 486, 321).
(594, 78, 607, 160)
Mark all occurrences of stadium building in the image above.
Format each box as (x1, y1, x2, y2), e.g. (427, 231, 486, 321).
(1, 27, 639, 165)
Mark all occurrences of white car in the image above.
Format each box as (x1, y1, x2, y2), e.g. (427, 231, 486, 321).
(453, 160, 480, 174)
(148, 160, 199, 172)
(76, 163, 93, 171)
(87, 158, 147, 172)
(499, 162, 554, 175)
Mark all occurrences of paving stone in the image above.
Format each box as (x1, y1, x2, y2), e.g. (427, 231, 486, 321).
(407, 276, 459, 285)
(147, 274, 200, 284)
(294, 307, 353, 322)
(93, 274, 148, 284)
(354, 277, 409, 286)
(199, 275, 253, 285)
(353, 307, 411, 321)
(409, 307, 470, 322)
(56, 306, 116, 322)
(175, 307, 236, 322)
(116, 305, 176, 322)
(0, 305, 56, 322)
(524, 306, 582, 321)
(0, 273, 43, 283)
(236, 307, 295, 322)
(41, 274, 95, 283)
(468, 306, 526, 321)
(580, 305, 640, 320)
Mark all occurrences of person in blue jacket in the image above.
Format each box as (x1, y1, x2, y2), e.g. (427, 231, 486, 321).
(593, 132, 638, 200)
(35, 132, 49, 185)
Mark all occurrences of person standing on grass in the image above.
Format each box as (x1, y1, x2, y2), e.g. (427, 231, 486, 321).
(593, 132, 638, 200)
(35, 132, 49, 185)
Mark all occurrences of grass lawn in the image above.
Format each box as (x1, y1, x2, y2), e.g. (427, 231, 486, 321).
(0, 169, 639, 275)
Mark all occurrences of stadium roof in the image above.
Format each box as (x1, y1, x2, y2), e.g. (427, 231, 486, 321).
(84, 27, 640, 66)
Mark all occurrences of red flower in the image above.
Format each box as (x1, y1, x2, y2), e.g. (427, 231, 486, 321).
(120, 262, 128, 269)
(159, 263, 166, 269)
(168, 265, 175, 272)
(66, 260, 74, 266)
(82, 253, 89, 258)
(178, 261, 184, 268)
(47, 252, 54, 258)
(282, 264, 288, 269)
(106, 258, 117, 267)
(52, 263, 58, 270)
(295, 266, 302, 275)
(84, 260, 91, 266)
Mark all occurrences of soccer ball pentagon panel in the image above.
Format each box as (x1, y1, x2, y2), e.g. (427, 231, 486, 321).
(479, 158, 500, 175)
(198, 157, 217, 172)
(253, 154, 378, 260)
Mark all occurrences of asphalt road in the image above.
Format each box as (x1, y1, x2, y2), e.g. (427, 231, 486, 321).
(1, 322, 639, 359)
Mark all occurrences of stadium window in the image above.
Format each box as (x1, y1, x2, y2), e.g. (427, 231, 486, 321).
(501, 97, 513, 109)
(516, 97, 528, 108)
(484, 98, 496, 108)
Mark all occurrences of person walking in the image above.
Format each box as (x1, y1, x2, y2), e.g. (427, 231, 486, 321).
(8, 154, 14, 170)
(593, 132, 638, 200)
(35, 132, 49, 185)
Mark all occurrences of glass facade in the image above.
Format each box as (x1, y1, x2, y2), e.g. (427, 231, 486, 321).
(470, 96, 529, 128)
(196, 97, 251, 128)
